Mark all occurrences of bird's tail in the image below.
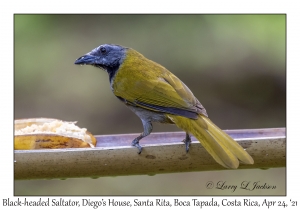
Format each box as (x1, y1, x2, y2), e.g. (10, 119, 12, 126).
(167, 114, 254, 169)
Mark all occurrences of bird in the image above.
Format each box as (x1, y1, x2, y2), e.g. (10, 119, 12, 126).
(74, 44, 254, 169)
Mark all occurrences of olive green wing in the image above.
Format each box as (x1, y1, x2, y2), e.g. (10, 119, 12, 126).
(113, 67, 207, 119)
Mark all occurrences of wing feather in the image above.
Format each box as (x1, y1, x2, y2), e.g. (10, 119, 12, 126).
(112, 49, 207, 118)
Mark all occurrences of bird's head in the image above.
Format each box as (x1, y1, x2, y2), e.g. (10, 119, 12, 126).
(74, 44, 127, 73)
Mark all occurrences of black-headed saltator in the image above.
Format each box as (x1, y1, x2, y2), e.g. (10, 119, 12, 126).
(74, 44, 254, 169)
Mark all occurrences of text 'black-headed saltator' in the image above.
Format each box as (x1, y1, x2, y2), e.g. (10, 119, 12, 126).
(74, 44, 254, 169)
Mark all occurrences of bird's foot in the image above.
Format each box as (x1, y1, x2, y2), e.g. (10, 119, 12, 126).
(182, 134, 192, 153)
(132, 138, 143, 154)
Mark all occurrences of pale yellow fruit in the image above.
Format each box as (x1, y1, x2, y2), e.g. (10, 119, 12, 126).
(14, 118, 96, 150)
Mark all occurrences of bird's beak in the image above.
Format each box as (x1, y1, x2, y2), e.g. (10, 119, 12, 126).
(74, 54, 97, 65)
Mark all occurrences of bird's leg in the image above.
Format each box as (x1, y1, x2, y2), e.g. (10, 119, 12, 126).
(182, 133, 192, 153)
(132, 120, 153, 154)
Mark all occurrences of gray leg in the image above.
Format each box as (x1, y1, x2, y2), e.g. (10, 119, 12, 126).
(182, 133, 191, 153)
(132, 120, 153, 154)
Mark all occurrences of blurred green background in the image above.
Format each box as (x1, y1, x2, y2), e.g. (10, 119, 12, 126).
(14, 14, 286, 195)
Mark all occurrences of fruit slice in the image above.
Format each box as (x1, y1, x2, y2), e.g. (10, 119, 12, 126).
(14, 118, 96, 150)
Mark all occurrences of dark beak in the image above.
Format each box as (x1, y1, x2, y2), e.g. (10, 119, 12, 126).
(74, 54, 97, 65)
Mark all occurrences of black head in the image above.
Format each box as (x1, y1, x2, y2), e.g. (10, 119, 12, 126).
(74, 44, 127, 73)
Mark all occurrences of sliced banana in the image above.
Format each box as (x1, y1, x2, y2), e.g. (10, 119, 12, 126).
(14, 118, 96, 150)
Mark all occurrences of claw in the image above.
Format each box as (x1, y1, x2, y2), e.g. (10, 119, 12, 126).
(182, 133, 192, 153)
(132, 138, 143, 154)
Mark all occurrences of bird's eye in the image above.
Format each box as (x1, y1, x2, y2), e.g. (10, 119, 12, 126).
(100, 47, 107, 54)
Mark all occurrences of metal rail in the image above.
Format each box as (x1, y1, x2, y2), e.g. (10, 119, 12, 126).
(14, 128, 286, 180)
